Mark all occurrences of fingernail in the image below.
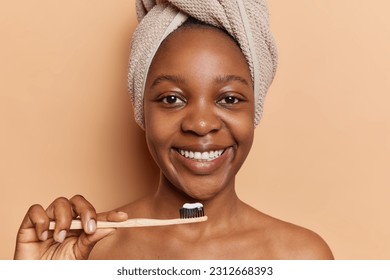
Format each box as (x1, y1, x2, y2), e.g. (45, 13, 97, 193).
(57, 230, 67, 243)
(87, 219, 96, 233)
(40, 231, 48, 241)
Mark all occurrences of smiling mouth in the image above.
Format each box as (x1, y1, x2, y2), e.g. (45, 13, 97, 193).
(176, 148, 226, 162)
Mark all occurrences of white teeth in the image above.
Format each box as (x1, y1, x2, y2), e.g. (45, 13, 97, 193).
(193, 152, 200, 160)
(178, 149, 225, 161)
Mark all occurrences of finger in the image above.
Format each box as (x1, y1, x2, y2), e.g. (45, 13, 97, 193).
(98, 210, 128, 222)
(18, 204, 50, 242)
(69, 194, 97, 235)
(46, 197, 74, 243)
(73, 229, 115, 260)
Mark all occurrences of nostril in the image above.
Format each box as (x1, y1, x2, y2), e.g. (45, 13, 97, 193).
(181, 120, 221, 136)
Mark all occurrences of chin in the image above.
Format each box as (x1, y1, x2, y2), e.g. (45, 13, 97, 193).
(183, 190, 219, 201)
(176, 180, 228, 202)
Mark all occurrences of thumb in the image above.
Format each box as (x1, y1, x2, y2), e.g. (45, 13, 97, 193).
(72, 211, 128, 259)
(101, 210, 129, 222)
(73, 228, 115, 260)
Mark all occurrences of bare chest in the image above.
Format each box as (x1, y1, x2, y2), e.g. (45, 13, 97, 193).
(91, 228, 274, 260)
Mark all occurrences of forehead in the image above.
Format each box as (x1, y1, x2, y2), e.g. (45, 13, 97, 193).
(162, 23, 240, 52)
(148, 26, 251, 82)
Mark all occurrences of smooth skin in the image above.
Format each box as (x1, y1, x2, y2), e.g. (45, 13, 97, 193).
(15, 26, 333, 260)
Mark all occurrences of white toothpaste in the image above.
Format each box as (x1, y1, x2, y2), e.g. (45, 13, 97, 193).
(182, 202, 203, 209)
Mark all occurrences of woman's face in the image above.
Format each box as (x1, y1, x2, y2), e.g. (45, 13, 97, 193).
(143, 27, 254, 200)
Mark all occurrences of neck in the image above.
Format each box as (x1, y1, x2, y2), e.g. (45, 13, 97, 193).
(151, 172, 243, 232)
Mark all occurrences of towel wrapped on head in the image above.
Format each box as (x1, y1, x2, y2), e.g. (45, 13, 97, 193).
(128, 0, 278, 129)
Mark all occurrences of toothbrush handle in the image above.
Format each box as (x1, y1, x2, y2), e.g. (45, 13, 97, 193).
(49, 216, 208, 230)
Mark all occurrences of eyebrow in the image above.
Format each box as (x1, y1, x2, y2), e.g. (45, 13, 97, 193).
(150, 73, 250, 88)
(214, 74, 250, 86)
(150, 75, 186, 88)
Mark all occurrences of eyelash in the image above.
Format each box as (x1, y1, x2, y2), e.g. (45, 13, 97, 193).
(158, 93, 243, 106)
(160, 95, 185, 105)
(218, 96, 240, 105)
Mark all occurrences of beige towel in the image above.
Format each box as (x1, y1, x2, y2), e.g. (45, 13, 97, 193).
(128, 0, 278, 129)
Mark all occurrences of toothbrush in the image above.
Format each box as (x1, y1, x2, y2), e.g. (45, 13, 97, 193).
(49, 202, 207, 230)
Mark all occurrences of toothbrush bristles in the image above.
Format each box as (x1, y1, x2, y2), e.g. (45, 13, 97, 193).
(180, 203, 205, 219)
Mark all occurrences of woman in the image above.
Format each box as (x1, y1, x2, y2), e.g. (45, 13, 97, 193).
(14, 0, 333, 259)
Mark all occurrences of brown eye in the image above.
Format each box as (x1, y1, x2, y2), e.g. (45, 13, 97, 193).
(162, 95, 185, 105)
(219, 96, 239, 104)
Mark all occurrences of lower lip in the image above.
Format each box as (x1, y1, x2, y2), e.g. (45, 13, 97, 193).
(172, 148, 232, 175)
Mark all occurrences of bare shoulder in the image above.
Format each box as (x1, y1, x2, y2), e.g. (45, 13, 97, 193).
(244, 207, 334, 260)
(272, 220, 334, 259)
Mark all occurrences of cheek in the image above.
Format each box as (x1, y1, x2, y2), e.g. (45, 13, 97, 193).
(144, 107, 176, 161)
(226, 109, 255, 155)
(145, 124, 168, 153)
(238, 124, 254, 153)
(226, 106, 254, 135)
(145, 129, 169, 174)
(144, 110, 162, 155)
(233, 126, 254, 173)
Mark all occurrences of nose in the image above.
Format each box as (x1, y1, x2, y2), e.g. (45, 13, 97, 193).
(181, 101, 222, 136)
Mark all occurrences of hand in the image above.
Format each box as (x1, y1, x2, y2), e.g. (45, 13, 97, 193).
(14, 195, 128, 260)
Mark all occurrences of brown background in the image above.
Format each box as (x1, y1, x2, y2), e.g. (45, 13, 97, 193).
(1, 0, 389, 259)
